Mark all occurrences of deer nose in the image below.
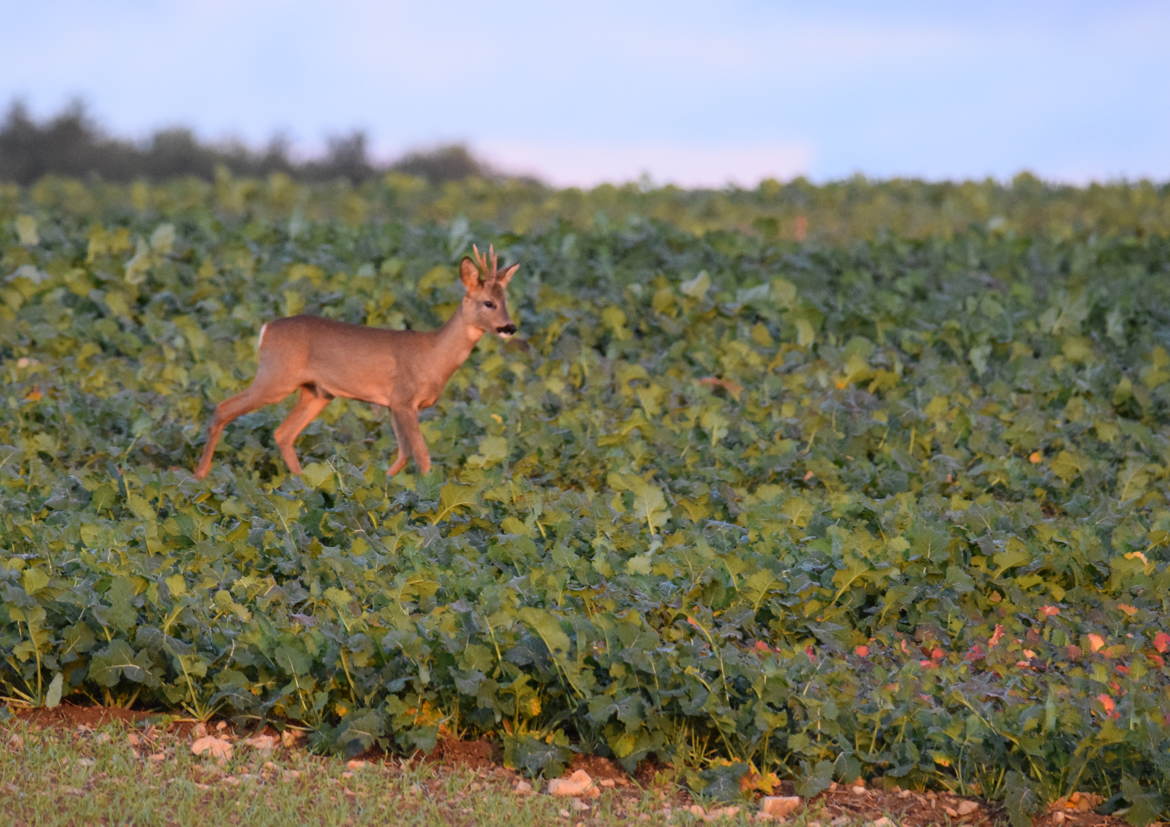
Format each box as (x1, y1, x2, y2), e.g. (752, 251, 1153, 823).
(497, 323, 517, 335)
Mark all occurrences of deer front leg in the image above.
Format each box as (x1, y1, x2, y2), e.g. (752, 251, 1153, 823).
(390, 407, 431, 474)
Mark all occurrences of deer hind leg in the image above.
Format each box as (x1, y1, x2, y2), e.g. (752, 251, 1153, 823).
(194, 378, 297, 479)
(273, 386, 332, 475)
(386, 409, 409, 476)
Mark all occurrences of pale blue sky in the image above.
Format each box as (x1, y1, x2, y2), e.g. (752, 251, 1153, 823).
(5, 0, 1168, 186)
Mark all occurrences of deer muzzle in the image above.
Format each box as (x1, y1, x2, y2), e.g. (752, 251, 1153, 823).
(496, 323, 517, 339)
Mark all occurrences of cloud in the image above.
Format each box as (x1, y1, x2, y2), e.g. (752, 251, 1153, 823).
(477, 139, 815, 188)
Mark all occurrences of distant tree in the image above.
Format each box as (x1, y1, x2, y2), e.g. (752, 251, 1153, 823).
(0, 99, 48, 182)
(318, 130, 373, 182)
(0, 97, 516, 185)
(43, 99, 102, 176)
(144, 127, 215, 179)
(256, 133, 294, 176)
(392, 143, 492, 183)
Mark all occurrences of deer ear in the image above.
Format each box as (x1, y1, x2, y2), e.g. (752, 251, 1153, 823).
(496, 263, 519, 287)
(459, 257, 481, 290)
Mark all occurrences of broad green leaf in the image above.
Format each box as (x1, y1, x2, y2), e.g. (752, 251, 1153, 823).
(301, 462, 334, 489)
(283, 289, 305, 316)
(1141, 346, 1170, 389)
(625, 553, 652, 575)
(89, 640, 147, 687)
(1049, 450, 1083, 484)
(436, 482, 476, 521)
(469, 434, 508, 467)
(126, 493, 155, 521)
(680, 270, 711, 299)
(700, 406, 729, 446)
(416, 264, 449, 293)
(335, 708, 385, 757)
(101, 577, 139, 632)
(795, 759, 834, 798)
(324, 586, 353, 609)
(630, 478, 669, 533)
(1105, 305, 1126, 345)
(1002, 771, 1042, 827)
(22, 567, 50, 596)
(149, 222, 176, 254)
(1061, 335, 1094, 363)
(502, 734, 569, 778)
(601, 305, 628, 335)
(274, 640, 312, 675)
(771, 277, 797, 306)
(1119, 775, 1162, 826)
(992, 539, 1031, 574)
(15, 214, 39, 245)
(794, 316, 816, 347)
(125, 237, 150, 285)
(651, 286, 675, 314)
(782, 497, 813, 528)
(736, 283, 770, 306)
(518, 607, 570, 656)
(697, 762, 748, 802)
(969, 344, 991, 376)
(45, 671, 64, 708)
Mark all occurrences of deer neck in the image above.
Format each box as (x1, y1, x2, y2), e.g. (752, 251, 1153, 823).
(427, 303, 485, 382)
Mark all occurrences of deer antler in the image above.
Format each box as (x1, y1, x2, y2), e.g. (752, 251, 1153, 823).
(471, 243, 500, 282)
(471, 243, 488, 277)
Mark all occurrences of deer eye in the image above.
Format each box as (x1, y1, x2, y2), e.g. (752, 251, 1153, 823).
(482, 300, 496, 309)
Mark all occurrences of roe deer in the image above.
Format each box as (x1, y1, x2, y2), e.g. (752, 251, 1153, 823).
(193, 244, 519, 479)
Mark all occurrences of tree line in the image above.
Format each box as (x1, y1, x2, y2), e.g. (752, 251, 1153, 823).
(0, 99, 509, 185)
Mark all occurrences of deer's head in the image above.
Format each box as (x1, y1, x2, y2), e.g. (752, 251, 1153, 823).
(460, 243, 518, 340)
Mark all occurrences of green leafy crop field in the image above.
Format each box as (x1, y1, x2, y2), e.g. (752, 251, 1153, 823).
(3, 174, 1170, 821)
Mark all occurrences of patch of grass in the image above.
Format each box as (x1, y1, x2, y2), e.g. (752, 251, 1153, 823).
(0, 716, 757, 826)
